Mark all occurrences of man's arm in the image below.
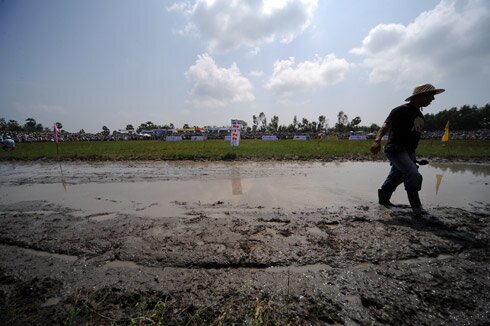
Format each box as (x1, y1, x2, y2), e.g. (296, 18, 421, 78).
(370, 122, 391, 155)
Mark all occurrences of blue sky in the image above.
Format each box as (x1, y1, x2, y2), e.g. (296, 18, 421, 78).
(1, 0, 489, 133)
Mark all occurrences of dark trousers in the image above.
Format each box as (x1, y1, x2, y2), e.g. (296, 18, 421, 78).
(381, 151, 422, 193)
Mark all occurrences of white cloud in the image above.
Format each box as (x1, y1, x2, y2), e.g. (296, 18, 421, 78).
(250, 70, 264, 78)
(351, 0, 490, 85)
(265, 54, 350, 96)
(185, 53, 255, 107)
(169, 0, 318, 53)
(249, 47, 261, 56)
(166, 2, 190, 13)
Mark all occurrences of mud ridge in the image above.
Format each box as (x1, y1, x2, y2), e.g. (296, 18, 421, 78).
(1, 161, 489, 324)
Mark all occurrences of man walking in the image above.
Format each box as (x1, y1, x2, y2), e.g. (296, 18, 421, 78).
(370, 84, 445, 216)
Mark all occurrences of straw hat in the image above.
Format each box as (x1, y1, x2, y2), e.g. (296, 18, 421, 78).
(405, 84, 445, 101)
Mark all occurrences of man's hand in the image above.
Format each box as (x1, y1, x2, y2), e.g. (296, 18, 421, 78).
(370, 122, 389, 155)
(370, 140, 381, 155)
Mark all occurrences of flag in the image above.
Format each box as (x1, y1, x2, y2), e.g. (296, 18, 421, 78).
(231, 119, 241, 147)
(441, 121, 449, 142)
(53, 123, 60, 143)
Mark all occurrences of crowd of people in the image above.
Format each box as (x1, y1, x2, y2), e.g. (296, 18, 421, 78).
(1, 128, 489, 144)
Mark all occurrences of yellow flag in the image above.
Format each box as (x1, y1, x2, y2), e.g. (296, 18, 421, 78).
(435, 174, 443, 195)
(442, 121, 450, 142)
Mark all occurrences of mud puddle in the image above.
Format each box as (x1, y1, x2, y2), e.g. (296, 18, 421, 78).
(0, 160, 489, 324)
(0, 161, 488, 218)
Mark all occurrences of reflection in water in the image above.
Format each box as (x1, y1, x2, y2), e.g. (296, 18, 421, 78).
(231, 165, 242, 195)
(1, 161, 488, 214)
(431, 163, 490, 177)
(58, 161, 68, 192)
(435, 174, 443, 195)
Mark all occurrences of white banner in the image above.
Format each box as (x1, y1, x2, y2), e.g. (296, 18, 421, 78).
(165, 135, 182, 141)
(231, 119, 241, 147)
(191, 135, 206, 141)
(293, 135, 309, 140)
(262, 135, 278, 140)
(349, 135, 367, 140)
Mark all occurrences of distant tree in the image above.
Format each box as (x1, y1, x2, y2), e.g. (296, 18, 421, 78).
(137, 121, 157, 132)
(269, 115, 279, 131)
(423, 103, 490, 130)
(368, 123, 380, 133)
(335, 111, 349, 132)
(258, 112, 267, 131)
(7, 120, 22, 131)
(79, 129, 85, 134)
(183, 123, 190, 129)
(350, 116, 361, 130)
(301, 118, 309, 131)
(55, 122, 63, 130)
(0, 118, 6, 131)
(311, 121, 317, 132)
(317, 115, 327, 131)
(24, 118, 37, 131)
(240, 120, 248, 130)
(102, 126, 110, 136)
(126, 124, 134, 131)
(252, 115, 258, 132)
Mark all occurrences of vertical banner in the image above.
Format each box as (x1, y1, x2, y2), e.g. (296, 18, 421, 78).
(231, 119, 241, 147)
(53, 123, 60, 143)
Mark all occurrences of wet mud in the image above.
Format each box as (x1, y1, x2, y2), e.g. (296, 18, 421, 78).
(0, 161, 489, 325)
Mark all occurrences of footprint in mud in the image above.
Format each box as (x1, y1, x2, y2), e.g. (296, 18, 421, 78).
(85, 212, 118, 222)
(94, 197, 118, 203)
(277, 228, 293, 237)
(135, 202, 158, 211)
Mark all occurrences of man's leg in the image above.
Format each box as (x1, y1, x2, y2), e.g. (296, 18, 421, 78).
(387, 151, 424, 216)
(379, 162, 404, 206)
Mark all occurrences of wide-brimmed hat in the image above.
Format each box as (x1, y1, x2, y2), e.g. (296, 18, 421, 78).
(405, 84, 445, 101)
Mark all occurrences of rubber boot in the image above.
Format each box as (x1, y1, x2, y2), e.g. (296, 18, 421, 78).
(407, 191, 425, 217)
(378, 188, 394, 207)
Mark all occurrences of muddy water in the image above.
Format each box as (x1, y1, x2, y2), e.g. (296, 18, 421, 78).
(1, 160, 489, 324)
(0, 161, 488, 217)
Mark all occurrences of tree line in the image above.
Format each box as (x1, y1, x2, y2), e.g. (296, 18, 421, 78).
(1, 103, 488, 135)
(423, 104, 490, 131)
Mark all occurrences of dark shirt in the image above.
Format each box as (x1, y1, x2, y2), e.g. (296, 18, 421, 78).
(385, 103, 424, 153)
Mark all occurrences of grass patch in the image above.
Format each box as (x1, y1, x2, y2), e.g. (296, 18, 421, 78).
(1, 139, 489, 161)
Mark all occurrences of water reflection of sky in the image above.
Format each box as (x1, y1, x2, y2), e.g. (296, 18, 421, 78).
(0, 162, 488, 216)
(430, 162, 490, 177)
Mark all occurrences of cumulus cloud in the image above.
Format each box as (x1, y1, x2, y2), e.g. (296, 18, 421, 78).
(351, 0, 490, 85)
(168, 0, 318, 53)
(250, 70, 265, 78)
(185, 53, 255, 107)
(265, 54, 350, 96)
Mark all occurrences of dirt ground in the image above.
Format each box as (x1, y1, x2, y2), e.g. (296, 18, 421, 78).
(0, 161, 489, 325)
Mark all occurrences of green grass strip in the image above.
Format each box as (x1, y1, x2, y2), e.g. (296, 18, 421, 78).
(1, 139, 489, 161)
